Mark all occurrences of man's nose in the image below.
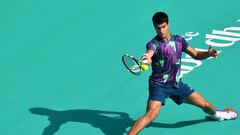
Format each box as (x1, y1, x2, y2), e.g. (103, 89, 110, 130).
(160, 28, 164, 33)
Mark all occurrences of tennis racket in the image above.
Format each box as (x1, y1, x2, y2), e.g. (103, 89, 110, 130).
(122, 54, 144, 75)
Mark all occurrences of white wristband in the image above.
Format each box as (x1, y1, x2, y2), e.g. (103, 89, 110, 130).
(142, 59, 148, 64)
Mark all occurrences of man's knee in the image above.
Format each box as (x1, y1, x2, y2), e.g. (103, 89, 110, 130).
(145, 100, 161, 120)
(145, 109, 160, 120)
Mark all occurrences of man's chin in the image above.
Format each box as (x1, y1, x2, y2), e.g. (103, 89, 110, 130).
(158, 35, 164, 39)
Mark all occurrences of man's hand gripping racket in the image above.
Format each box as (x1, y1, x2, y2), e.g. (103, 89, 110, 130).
(122, 53, 151, 75)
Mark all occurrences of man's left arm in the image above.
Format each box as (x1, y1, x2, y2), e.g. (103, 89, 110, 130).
(185, 45, 218, 60)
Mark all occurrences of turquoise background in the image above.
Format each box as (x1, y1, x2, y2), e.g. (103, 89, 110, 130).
(0, 0, 239, 135)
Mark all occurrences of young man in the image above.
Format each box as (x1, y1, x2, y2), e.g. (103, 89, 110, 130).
(127, 12, 238, 135)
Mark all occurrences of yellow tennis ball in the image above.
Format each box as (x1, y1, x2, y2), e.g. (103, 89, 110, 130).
(141, 64, 149, 71)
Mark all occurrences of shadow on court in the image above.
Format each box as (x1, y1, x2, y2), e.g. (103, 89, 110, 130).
(29, 107, 213, 135)
(29, 108, 134, 135)
(148, 118, 213, 128)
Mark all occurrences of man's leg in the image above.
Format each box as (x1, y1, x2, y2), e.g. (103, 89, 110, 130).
(183, 91, 238, 121)
(127, 100, 162, 135)
(183, 91, 216, 115)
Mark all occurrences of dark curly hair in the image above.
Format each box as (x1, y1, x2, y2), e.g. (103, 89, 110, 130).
(152, 12, 169, 25)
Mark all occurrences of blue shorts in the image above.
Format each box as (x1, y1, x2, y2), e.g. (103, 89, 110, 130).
(148, 81, 195, 105)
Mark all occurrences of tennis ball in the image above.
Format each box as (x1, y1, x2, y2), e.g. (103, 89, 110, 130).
(141, 64, 149, 71)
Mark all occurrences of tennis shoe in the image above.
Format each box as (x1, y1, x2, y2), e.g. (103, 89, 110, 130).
(210, 108, 238, 121)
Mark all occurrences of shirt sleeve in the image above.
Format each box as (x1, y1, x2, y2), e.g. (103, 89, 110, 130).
(180, 36, 189, 52)
(146, 40, 158, 53)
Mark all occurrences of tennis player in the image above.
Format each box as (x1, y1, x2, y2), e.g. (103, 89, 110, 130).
(127, 12, 238, 135)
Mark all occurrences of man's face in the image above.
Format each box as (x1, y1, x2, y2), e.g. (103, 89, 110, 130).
(154, 22, 169, 39)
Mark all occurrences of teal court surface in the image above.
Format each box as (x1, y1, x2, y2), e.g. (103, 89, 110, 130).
(0, 0, 240, 135)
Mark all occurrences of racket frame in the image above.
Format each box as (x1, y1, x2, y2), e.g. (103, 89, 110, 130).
(122, 54, 141, 75)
